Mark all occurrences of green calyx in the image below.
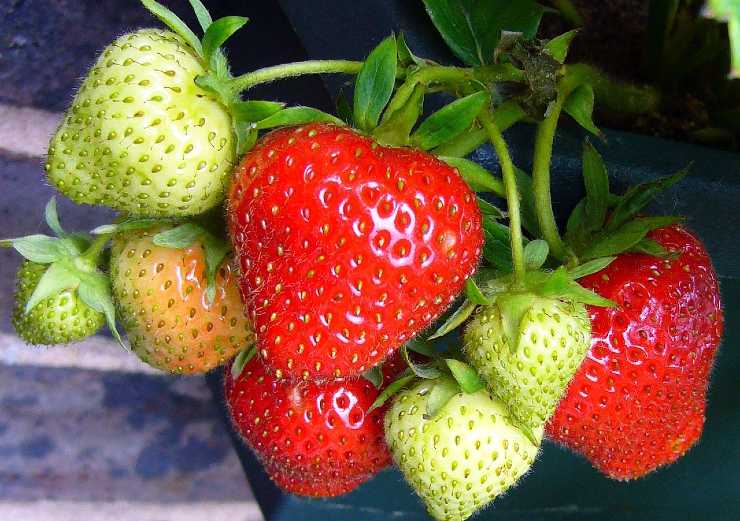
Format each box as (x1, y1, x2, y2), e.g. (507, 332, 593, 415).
(2, 198, 121, 345)
(564, 139, 687, 270)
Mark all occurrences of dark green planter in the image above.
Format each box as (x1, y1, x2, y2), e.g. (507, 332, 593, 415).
(208, 1, 740, 520)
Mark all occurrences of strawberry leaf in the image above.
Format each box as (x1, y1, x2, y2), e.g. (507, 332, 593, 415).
(441, 156, 505, 195)
(363, 365, 384, 389)
(564, 84, 603, 138)
(2, 235, 66, 264)
(231, 346, 257, 380)
(402, 344, 442, 379)
(92, 218, 165, 235)
(428, 300, 476, 340)
(140, 0, 203, 56)
(583, 216, 682, 260)
(465, 278, 492, 305)
(202, 16, 248, 67)
(445, 359, 484, 393)
(422, 0, 545, 66)
(544, 29, 579, 63)
(425, 377, 460, 418)
(567, 256, 615, 279)
(354, 34, 398, 132)
(24, 261, 80, 313)
(187, 0, 213, 32)
(373, 84, 425, 145)
(477, 197, 506, 219)
(44, 197, 65, 237)
(523, 239, 549, 271)
(256, 107, 345, 129)
(539, 267, 615, 307)
(411, 91, 488, 150)
(605, 168, 689, 232)
(582, 140, 609, 229)
(202, 233, 231, 305)
(629, 238, 678, 258)
(153, 223, 203, 248)
(397, 32, 431, 67)
(497, 292, 535, 352)
(77, 270, 124, 346)
(231, 100, 285, 123)
(483, 231, 513, 272)
(368, 371, 416, 412)
(405, 338, 437, 357)
(335, 90, 354, 125)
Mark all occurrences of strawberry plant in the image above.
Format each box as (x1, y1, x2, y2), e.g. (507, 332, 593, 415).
(2, 0, 728, 518)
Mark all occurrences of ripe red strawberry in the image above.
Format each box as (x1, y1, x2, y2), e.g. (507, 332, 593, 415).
(546, 225, 723, 479)
(228, 123, 483, 380)
(224, 355, 393, 496)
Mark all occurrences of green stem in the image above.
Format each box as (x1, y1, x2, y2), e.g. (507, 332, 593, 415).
(531, 88, 568, 262)
(81, 233, 112, 264)
(479, 109, 525, 287)
(227, 60, 364, 95)
(551, 0, 585, 27)
(383, 66, 473, 120)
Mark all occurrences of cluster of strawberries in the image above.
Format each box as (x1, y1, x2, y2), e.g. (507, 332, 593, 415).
(2, 1, 725, 520)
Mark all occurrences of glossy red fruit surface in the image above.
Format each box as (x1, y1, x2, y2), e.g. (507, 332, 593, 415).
(546, 226, 723, 479)
(228, 123, 483, 380)
(224, 356, 392, 496)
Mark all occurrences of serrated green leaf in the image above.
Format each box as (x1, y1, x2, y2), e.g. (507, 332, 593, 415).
(140, 0, 203, 56)
(538, 266, 615, 307)
(411, 91, 488, 150)
(476, 199, 505, 222)
(354, 35, 398, 132)
(567, 257, 615, 279)
(402, 344, 442, 379)
(92, 218, 164, 236)
(234, 121, 258, 156)
(44, 197, 65, 237)
(545, 29, 579, 63)
(582, 139, 609, 229)
(465, 278, 492, 305)
(397, 32, 429, 67)
(77, 270, 123, 345)
(524, 239, 549, 271)
(202, 233, 231, 305)
(368, 371, 416, 413)
(606, 168, 689, 232)
(564, 84, 602, 137)
(4, 235, 65, 264)
(422, 0, 545, 66)
(425, 377, 460, 418)
(153, 223, 203, 249)
(363, 365, 384, 389)
(445, 359, 484, 393)
(372, 83, 425, 145)
(188, 0, 213, 31)
(428, 300, 476, 340)
(231, 100, 285, 123)
(483, 232, 513, 272)
(584, 216, 682, 260)
(256, 107, 344, 129)
(25, 262, 80, 313)
(231, 346, 256, 380)
(440, 156, 505, 196)
(202, 16, 248, 66)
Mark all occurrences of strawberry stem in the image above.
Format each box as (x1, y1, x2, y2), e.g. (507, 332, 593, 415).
(531, 88, 569, 262)
(227, 60, 365, 95)
(479, 109, 525, 287)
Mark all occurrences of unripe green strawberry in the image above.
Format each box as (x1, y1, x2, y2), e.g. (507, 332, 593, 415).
(13, 260, 105, 345)
(46, 29, 235, 217)
(385, 378, 540, 521)
(464, 293, 591, 432)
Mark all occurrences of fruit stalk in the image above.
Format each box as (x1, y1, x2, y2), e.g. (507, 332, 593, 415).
(479, 109, 525, 286)
(226, 60, 364, 94)
(531, 88, 569, 262)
